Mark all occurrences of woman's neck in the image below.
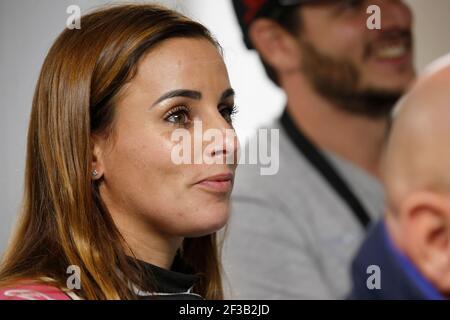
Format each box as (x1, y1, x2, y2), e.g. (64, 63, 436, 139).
(119, 223, 182, 269)
(100, 186, 183, 269)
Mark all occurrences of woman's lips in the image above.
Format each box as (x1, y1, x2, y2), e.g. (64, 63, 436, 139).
(196, 173, 233, 193)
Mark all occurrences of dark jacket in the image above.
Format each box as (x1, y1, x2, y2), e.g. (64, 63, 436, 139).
(348, 220, 444, 300)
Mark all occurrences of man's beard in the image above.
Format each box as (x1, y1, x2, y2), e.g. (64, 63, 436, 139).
(300, 41, 404, 119)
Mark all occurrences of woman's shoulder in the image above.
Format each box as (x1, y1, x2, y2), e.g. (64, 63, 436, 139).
(0, 280, 72, 300)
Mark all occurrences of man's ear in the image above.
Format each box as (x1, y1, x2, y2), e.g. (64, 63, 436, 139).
(399, 191, 450, 296)
(248, 18, 301, 77)
(91, 135, 106, 181)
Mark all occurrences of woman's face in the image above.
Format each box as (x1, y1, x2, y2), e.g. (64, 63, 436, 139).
(94, 38, 238, 239)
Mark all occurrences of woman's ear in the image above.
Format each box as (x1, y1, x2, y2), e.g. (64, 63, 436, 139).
(91, 135, 105, 181)
(399, 191, 450, 296)
(248, 18, 301, 77)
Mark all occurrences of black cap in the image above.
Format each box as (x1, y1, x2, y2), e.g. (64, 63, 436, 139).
(232, 0, 314, 49)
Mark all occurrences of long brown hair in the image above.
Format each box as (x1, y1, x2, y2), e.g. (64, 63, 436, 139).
(0, 3, 224, 300)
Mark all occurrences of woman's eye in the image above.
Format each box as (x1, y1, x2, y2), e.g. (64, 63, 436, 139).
(164, 107, 190, 125)
(219, 104, 238, 124)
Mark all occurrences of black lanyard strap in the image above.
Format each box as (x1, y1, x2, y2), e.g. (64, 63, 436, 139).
(280, 109, 372, 229)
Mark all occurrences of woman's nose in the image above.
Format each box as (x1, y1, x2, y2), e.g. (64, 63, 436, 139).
(201, 113, 239, 164)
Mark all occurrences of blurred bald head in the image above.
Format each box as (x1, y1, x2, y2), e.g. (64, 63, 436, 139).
(383, 54, 450, 296)
(383, 55, 450, 212)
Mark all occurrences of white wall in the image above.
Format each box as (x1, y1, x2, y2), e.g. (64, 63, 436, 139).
(1, 0, 450, 254)
(405, 0, 450, 71)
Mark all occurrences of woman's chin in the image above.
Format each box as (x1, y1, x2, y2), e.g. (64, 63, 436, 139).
(182, 213, 229, 238)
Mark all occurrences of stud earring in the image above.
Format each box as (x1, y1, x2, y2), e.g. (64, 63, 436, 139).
(92, 169, 99, 178)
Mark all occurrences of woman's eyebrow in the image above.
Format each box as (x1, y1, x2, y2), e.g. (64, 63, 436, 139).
(152, 89, 201, 107)
(220, 88, 235, 101)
